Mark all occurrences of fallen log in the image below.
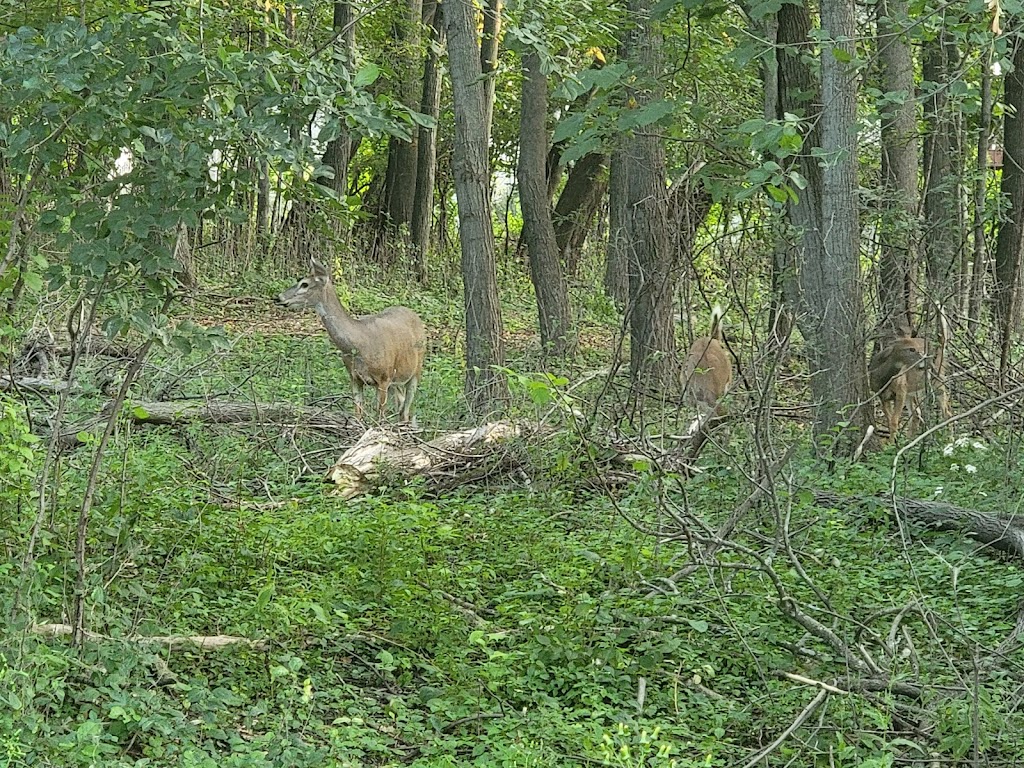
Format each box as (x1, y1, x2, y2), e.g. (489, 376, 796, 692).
(814, 490, 1024, 560)
(0, 376, 74, 394)
(123, 399, 361, 437)
(326, 421, 528, 499)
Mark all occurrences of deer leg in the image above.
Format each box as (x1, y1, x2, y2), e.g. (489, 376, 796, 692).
(890, 380, 907, 438)
(352, 381, 365, 420)
(399, 376, 419, 424)
(907, 391, 924, 437)
(376, 382, 390, 420)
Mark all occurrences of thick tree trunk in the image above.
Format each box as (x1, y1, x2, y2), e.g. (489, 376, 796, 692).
(443, 0, 508, 412)
(411, 0, 444, 282)
(553, 152, 607, 278)
(876, 0, 917, 334)
(518, 50, 574, 358)
(621, 0, 676, 392)
(993, 37, 1024, 384)
(812, 0, 867, 441)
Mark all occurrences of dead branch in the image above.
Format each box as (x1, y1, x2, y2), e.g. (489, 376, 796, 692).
(31, 623, 268, 651)
(0, 376, 74, 394)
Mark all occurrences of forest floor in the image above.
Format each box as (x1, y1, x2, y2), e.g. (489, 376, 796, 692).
(2, 272, 1023, 767)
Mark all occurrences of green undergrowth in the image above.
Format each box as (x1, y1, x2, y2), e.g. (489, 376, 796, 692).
(2, 295, 1024, 766)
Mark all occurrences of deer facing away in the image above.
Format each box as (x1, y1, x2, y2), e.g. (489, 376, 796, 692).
(277, 258, 426, 424)
(680, 305, 732, 434)
(868, 330, 929, 440)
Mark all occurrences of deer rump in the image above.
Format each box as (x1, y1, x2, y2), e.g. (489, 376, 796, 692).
(680, 307, 732, 435)
(868, 335, 928, 439)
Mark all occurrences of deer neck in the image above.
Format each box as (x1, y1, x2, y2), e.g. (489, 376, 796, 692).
(315, 289, 366, 355)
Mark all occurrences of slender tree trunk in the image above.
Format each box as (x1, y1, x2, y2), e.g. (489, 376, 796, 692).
(922, 28, 960, 297)
(993, 36, 1024, 384)
(321, 0, 356, 205)
(969, 58, 993, 333)
(518, 50, 574, 358)
(411, 0, 443, 283)
(443, 0, 508, 412)
(381, 0, 424, 238)
(605, 150, 630, 308)
(553, 152, 607, 277)
(479, 0, 501, 154)
(876, 0, 917, 334)
(622, 0, 675, 391)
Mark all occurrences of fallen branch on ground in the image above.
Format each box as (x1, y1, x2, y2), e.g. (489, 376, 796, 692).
(31, 623, 268, 651)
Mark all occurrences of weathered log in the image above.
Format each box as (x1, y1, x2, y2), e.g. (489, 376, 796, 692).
(0, 376, 74, 394)
(326, 421, 526, 499)
(124, 399, 360, 437)
(815, 490, 1024, 560)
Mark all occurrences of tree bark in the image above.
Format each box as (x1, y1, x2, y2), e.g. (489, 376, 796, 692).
(411, 0, 444, 282)
(553, 152, 607, 277)
(380, 0, 424, 239)
(993, 37, 1024, 384)
(969, 56, 993, 333)
(622, 0, 676, 392)
(320, 0, 357, 206)
(479, 0, 502, 154)
(443, 0, 508, 413)
(812, 0, 867, 442)
(922, 28, 960, 297)
(605, 149, 630, 308)
(518, 50, 574, 358)
(876, 0, 917, 334)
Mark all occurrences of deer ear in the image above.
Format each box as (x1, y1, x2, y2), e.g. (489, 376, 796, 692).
(310, 258, 329, 277)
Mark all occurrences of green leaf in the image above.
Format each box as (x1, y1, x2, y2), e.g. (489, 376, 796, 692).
(353, 63, 380, 88)
(687, 619, 709, 633)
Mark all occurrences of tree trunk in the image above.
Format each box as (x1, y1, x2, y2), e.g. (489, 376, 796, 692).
(518, 50, 574, 358)
(776, 0, 866, 447)
(381, 0, 424, 238)
(812, 0, 867, 442)
(605, 149, 630, 308)
(411, 0, 444, 282)
(969, 57, 993, 333)
(622, 0, 676, 392)
(479, 0, 502, 154)
(320, 0, 357, 207)
(876, 0, 917, 334)
(553, 152, 608, 278)
(922, 28, 960, 297)
(993, 37, 1024, 384)
(443, 0, 508, 412)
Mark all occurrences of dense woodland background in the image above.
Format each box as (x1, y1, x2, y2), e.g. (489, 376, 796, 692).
(2, 0, 1024, 765)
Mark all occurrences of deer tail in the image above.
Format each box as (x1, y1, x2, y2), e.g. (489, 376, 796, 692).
(709, 304, 725, 341)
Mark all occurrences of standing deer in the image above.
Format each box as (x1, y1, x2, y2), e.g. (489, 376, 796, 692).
(681, 305, 732, 434)
(868, 327, 930, 440)
(277, 258, 426, 424)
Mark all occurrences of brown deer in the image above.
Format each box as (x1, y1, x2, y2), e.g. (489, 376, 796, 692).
(277, 258, 426, 424)
(868, 327, 929, 440)
(681, 305, 732, 434)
